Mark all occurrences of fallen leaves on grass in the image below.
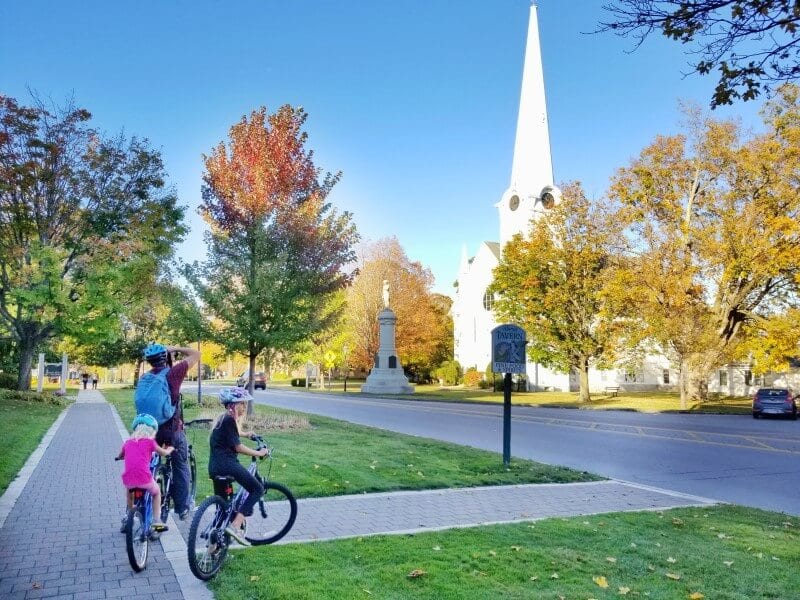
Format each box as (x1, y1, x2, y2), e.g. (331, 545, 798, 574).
(606, 556, 617, 563)
(688, 593, 705, 599)
(510, 545, 522, 551)
(593, 576, 609, 588)
(666, 572, 681, 580)
(250, 576, 260, 582)
(667, 557, 677, 563)
(551, 572, 559, 579)
(407, 569, 427, 579)
(723, 560, 734, 567)
(619, 586, 631, 595)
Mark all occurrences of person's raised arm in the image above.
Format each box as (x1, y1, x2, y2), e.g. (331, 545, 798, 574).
(234, 443, 268, 458)
(155, 445, 175, 457)
(169, 345, 201, 369)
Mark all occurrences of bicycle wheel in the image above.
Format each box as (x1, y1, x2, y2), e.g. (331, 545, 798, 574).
(154, 464, 171, 523)
(245, 481, 297, 545)
(187, 495, 229, 580)
(125, 505, 149, 572)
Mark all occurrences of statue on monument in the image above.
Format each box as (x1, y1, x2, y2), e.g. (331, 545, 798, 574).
(382, 279, 390, 308)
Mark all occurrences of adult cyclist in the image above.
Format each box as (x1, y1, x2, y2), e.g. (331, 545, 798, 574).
(142, 342, 200, 520)
(209, 387, 268, 546)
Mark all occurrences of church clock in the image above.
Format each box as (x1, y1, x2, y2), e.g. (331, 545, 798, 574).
(508, 194, 520, 211)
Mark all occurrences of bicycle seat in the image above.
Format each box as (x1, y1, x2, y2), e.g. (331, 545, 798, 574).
(212, 476, 235, 483)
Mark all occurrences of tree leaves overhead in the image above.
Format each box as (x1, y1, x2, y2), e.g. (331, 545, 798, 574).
(600, 0, 800, 107)
(0, 94, 186, 389)
(186, 105, 358, 395)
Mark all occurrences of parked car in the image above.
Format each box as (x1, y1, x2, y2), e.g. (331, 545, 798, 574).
(236, 371, 267, 390)
(752, 388, 797, 420)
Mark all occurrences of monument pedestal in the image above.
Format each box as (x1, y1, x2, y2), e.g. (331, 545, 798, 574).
(361, 307, 414, 395)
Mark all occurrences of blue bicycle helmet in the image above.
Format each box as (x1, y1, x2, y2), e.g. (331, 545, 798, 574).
(132, 413, 158, 430)
(219, 387, 252, 406)
(143, 342, 168, 366)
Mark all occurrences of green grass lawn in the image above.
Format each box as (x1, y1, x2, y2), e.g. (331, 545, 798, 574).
(0, 390, 71, 494)
(102, 389, 600, 501)
(275, 381, 753, 415)
(211, 505, 798, 600)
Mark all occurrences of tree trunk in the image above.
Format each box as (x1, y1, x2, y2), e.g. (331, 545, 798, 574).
(17, 340, 35, 391)
(133, 360, 143, 388)
(680, 356, 708, 407)
(578, 357, 590, 403)
(247, 353, 257, 416)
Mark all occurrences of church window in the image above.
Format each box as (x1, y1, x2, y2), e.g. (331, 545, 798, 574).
(663, 369, 670, 384)
(482, 290, 495, 311)
(744, 370, 752, 386)
(719, 370, 728, 386)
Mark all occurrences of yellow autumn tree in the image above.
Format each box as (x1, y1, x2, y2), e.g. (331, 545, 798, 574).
(344, 237, 451, 381)
(607, 84, 800, 406)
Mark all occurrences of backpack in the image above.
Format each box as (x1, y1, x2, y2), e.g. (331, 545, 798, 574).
(134, 368, 175, 425)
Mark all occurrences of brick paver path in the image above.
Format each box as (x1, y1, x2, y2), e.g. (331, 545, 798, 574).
(0, 392, 184, 600)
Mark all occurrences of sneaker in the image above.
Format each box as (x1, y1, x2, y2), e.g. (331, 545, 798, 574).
(151, 523, 169, 533)
(178, 508, 190, 521)
(224, 525, 250, 546)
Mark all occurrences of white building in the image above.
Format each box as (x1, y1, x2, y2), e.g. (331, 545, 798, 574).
(453, 4, 800, 397)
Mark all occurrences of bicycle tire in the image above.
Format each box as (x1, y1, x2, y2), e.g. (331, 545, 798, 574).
(125, 506, 148, 572)
(154, 464, 171, 523)
(189, 450, 197, 500)
(245, 481, 297, 545)
(187, 495, 229, 580)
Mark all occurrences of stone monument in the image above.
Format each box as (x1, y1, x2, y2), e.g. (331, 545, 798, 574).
(361, 280, 414, 394)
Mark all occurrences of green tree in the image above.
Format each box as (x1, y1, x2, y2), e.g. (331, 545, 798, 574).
(0, 95, 186, 390)
(607, 85, 800, 405)
(601, 0, 800, 107)
(185, 105, 358, 410)
(490, 182, 621, 402)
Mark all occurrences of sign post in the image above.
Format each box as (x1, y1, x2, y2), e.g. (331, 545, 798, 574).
(491, 324, 527, 467)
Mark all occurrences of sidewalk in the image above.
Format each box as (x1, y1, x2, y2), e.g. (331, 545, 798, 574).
(0, 390, 719, 600)
(0, 390, 205, 600)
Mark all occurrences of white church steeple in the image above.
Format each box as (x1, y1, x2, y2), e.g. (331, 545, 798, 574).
(497, 2, 555, 247)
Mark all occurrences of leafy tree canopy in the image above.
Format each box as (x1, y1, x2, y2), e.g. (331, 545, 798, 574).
(0, 94, 186, 389)
(490, 183, 621, 402)
(185, 105, 358, 396)
(606, 84, 800, 403)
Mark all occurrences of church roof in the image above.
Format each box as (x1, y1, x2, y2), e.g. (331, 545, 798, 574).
(486, 242, 500, 260)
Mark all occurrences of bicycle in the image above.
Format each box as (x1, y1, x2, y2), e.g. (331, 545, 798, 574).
(187, 435, 298, 580)
(154, 417, 211, 520)
(116, 453, 161, 572)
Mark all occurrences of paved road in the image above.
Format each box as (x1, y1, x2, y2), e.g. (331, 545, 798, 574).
(232, 387, 800, 516)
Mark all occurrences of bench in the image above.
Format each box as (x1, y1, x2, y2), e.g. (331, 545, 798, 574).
(605, 386, 620, 397)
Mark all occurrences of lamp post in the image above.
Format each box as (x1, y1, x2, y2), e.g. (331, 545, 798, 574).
(343, 344, 349, 393)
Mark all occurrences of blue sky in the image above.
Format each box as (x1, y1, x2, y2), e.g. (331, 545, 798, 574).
(1, 1, 763, 297)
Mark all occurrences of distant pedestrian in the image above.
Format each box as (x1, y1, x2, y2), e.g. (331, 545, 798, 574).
(81, 373, 89, 390)
(91, 373, 98, 389)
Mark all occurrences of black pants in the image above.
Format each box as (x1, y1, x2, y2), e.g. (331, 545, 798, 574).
(211, 461, 264, 517)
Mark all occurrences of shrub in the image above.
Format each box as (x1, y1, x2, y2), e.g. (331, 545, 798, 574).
(0, 372, 17, 389)
(478, 379, 494, 390)
(463, 368, 482, 388)
(434, 360, 462, 386)
(291, 378, 307, 387)
(0, 389, 70, 406)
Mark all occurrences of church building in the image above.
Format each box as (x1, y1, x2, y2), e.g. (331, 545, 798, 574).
(452, 4, 800, 396)
(452, 3, 575, 390)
